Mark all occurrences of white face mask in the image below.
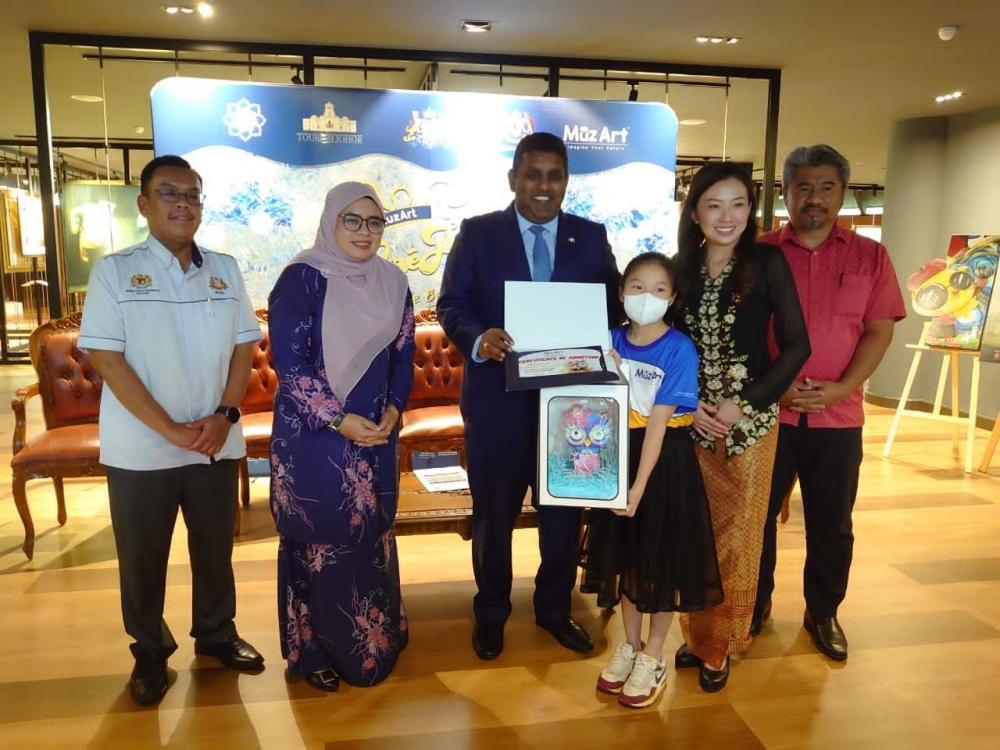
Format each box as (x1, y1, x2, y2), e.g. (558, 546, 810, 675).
(623, 292, 671, 325)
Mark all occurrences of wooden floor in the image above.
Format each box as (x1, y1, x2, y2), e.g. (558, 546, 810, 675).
(0, 362, 998, 749)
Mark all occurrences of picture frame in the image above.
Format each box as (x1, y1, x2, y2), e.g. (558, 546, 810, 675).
(537, 381, 629, 509)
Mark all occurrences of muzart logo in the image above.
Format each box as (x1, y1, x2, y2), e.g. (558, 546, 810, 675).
(223, 98, 267, 142)
(209, 276, 228, 291)
(562, 124, 630, 150)
(130, 274, 152, 289)
(403, 108, 451, 149)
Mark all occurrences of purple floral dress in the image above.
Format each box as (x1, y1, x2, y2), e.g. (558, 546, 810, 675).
(268, 264, 415, 687)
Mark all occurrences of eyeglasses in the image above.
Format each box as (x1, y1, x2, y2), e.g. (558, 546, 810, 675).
(339, 213, 385, 233)
(153, 188, 206, 206)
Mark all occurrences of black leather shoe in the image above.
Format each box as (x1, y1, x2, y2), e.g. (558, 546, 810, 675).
(698, 657, 730, 693)
(128, 655, 168, 705)
(750, 599, 773, 637)
(195, 636, 265, 671)
(674, 643, 702, 669)
(803, 610, 848, 661)
(472, 620, 504, 660)
(536, 616, 594, 653)
(305, 668, 340, 692)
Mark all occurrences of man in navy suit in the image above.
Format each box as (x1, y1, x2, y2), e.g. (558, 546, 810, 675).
(438, 132, 622, 660)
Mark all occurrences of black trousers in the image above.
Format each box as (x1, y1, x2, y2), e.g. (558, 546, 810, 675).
(105, 460, 239, 660)
(465, 417, 582, 625)
(756, 420, 863, 618)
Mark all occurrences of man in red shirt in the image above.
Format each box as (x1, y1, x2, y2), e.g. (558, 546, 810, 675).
(754, 145, 905, 660)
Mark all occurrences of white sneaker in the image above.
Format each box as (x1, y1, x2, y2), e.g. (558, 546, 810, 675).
(596, 642, 636, 695)
(618, 652, 667, 708)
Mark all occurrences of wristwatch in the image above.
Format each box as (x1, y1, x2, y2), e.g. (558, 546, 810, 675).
(328, 413, 347, 432)
(215, 405, 241, 424)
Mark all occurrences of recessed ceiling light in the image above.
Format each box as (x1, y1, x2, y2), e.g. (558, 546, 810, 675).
(162, 4, 213, 16)
(71, 94, 104, 103)
(680, 119, 707, 126)
(460, 20, 493, 33)
(935, 90, 963, 103)
(695, 36, 739, 45)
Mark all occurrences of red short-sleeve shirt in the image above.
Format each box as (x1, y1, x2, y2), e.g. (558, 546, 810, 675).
(763, 224, 906, 428)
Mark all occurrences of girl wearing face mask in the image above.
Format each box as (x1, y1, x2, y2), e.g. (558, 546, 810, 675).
(580, 253, 723, 709)
(673, 162, 810, 693)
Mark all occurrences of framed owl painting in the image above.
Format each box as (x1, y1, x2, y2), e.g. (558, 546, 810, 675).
(537, 382, 629, 509)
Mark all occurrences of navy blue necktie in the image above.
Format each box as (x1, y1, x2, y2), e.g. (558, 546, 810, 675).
(529, 225, 552, 282)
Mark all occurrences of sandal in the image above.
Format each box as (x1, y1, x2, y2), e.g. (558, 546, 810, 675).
(305, 669, 340, 692)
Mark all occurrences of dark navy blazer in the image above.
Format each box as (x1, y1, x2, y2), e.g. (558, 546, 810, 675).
(438, 204, 622, 432)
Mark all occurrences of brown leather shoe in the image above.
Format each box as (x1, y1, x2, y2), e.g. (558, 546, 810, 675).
(803, 610, 848, 661)
(195, 636, 265, 671)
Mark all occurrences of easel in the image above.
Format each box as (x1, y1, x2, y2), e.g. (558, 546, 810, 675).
(979, 411, 1000, 473)
(882, 323, 981, 474)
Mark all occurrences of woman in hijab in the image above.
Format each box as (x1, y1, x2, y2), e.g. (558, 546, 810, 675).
(268, 182, 415, 692)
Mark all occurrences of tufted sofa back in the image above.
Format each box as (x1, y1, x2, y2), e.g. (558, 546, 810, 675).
(240, 310, 277, 415)
(29, 314, 104, 430)
(407, 322, 464, 409)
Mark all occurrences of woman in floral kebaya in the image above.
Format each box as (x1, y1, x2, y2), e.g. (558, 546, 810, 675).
(268, 182, 415, 692)
(673, 163, 810, 693)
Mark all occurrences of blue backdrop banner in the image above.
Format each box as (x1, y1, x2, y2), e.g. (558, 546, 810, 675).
(151, 78, 678, 311)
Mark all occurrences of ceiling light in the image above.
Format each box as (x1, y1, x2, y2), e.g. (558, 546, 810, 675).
(162, 4, 212, 16)
(695, 36, 740, 45)
(935, 90, 963, 103)
(460, 20, 492, 33)
(71, 94, 104, 103)
(679, 119, 707, 125)
(628, 83, 639, 102)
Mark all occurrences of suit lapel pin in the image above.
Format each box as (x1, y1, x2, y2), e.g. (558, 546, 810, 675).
(568, 237, 576, 244)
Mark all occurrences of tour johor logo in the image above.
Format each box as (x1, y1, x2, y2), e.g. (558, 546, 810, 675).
(297, 101, 364, 145)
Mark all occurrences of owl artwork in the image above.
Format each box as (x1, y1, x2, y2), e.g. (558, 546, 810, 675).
(564, 406, 611, 475)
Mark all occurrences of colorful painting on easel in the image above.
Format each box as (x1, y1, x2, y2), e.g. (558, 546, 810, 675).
(907, 235, 998, 350)
(546, 396, 620, 501)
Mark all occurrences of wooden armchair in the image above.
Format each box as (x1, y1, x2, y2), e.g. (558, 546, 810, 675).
(10, 314, 103, 560)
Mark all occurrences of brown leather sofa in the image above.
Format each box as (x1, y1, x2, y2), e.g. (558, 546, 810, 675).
(237, 310, 276, 510)
(399, 310, 466, 472)
(8, 310, 529, 560)
(10, 313, 103, 560)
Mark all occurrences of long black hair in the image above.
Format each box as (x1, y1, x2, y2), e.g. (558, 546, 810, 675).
(676, 162, 760, 310)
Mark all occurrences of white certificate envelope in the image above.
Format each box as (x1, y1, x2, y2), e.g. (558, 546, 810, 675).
(504, 281, 610, 350)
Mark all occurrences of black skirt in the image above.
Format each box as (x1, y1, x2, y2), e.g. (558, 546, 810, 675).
(580, 426, 723, 613)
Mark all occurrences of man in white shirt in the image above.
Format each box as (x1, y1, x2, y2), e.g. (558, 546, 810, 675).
(79, 155, 264, 705)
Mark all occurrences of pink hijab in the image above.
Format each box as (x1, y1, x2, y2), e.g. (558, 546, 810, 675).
(285, 182, 407, 404)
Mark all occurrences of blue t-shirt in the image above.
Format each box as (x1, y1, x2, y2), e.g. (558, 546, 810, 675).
(611, 324, 699, 428)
